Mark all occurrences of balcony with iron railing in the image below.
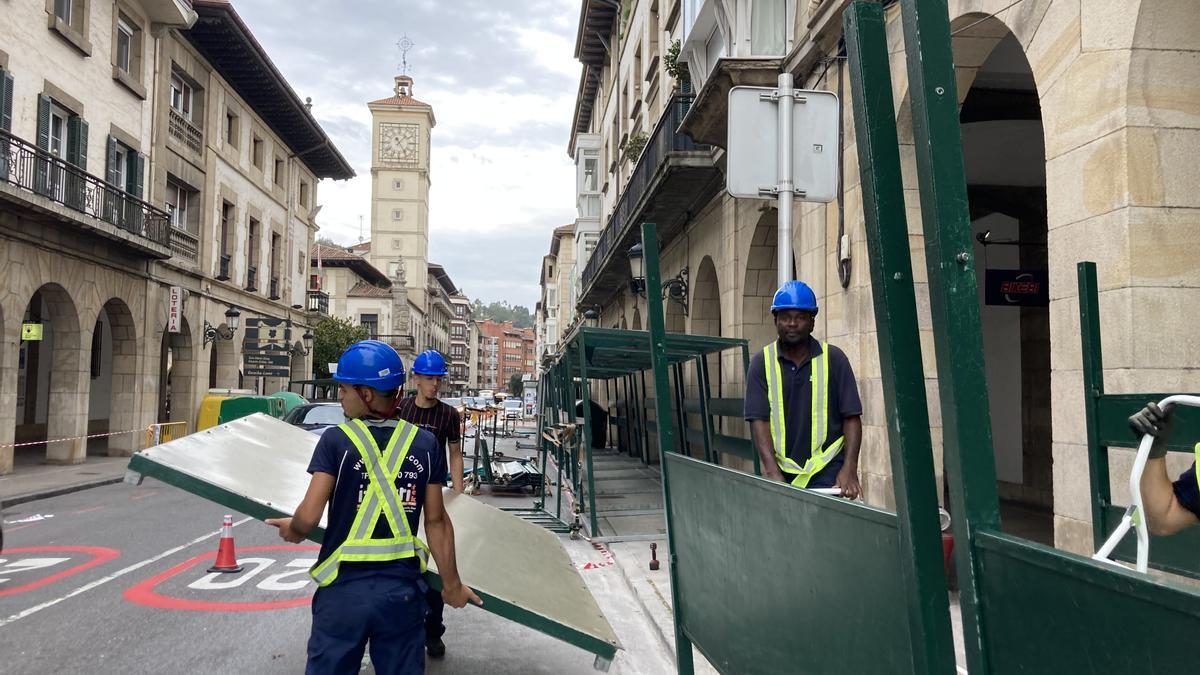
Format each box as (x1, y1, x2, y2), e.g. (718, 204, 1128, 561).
(217, 253, 231, 280)
(167, 108, 204, 155)
(0, 128, 172, 257)
(245, 265, 257, 292)
(269, 277, 280, 300)
(307, 290, 329, 315)
(578, 95, 720, 306)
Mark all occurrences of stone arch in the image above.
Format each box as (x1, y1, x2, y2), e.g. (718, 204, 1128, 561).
(160, 317, 197, 431)
(741, 210, 793, 352)
(16, 283, 88, 465)
(87, 298, 140, 455)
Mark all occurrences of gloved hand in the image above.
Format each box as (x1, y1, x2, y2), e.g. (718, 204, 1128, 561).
(1129, 402, 1173, 458)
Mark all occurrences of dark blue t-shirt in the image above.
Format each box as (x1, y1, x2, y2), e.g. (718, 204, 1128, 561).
(744, 337, 863, 488)
(307, 418, 446, 580)
(1174, 461, 1200, 518)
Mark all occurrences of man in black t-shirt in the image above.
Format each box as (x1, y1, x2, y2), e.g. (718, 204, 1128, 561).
(395, 349, 463, 659)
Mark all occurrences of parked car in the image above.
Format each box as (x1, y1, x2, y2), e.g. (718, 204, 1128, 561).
(283, 402, 346, 435)
(441, 397, 465, 416)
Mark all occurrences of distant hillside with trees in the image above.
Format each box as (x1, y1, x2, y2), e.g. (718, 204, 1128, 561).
(472, 299, 533, 328)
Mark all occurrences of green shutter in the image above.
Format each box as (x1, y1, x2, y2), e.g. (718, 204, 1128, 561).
(35, 95, 51, 194)
(37, 95, 51, 150)
(132, 152, 144, 198)
(106, 136, 119, 185)
(71, 117, 88, 171)
(0, 69, 13, 132)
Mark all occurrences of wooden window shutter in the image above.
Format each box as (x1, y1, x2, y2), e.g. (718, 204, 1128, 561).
(106, 135, 119, 185)
(132, 152, 145, 198)
(67, 116, 88, 171)
(0, 69, 13, 131)
(36, 94, 51, 150)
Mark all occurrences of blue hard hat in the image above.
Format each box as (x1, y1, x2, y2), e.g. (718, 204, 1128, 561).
(332, 340, 406, 390)
(770, 280, 819, 313)
(411, 349, 448, 377)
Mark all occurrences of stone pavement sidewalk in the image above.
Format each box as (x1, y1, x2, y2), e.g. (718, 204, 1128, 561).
(0, 455, 131, 508)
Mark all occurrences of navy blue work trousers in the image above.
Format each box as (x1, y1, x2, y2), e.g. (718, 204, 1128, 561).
(306, 572, 427, 675)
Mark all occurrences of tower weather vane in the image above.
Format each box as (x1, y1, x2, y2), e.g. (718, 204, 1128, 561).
(396, 35, 415, 75)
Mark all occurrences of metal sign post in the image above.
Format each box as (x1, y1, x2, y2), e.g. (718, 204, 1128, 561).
(727, 78, 840, 286)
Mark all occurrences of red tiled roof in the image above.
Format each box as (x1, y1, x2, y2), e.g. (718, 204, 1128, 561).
(310, 243, 359, 260)
(348, 282, 392, 298)
(369, 94, 431, 106)
(349, 241, 371, 251)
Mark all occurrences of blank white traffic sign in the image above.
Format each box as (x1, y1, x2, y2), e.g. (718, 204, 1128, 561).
(726, 86, 839, 202)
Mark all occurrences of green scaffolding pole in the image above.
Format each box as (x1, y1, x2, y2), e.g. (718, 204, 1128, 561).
(844, 3, 956, 672)
(898, 0, 1001, 670)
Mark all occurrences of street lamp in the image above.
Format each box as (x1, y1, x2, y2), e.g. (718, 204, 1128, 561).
(627, 243, 646, 295)
(628, 243, 689, 315)
(203, 306, 241, 348)
(293, 330, 314, 356)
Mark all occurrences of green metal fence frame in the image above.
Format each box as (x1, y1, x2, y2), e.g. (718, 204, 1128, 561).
(536, 324, 751, 537)
(1077, 261, 1200, 577)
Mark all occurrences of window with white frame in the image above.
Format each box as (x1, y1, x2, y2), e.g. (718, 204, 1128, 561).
(115, 16, 134, 73)
(165, 179, 193, 231)
(170, 73, 193, 120)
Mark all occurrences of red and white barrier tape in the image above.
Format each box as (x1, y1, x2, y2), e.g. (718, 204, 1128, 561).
(0, 427, 143, 449)
(578, 540, 616, 570)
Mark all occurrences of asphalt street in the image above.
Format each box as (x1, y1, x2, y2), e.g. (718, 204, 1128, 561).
(0, 474, 672, 674)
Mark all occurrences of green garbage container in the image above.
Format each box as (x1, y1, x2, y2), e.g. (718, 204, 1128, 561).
(269, 391, 308, 415)
(217, 396, 286, 425)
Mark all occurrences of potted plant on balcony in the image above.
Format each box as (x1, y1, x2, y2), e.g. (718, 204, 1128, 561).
(665, 39, 691, 94)
(624, 132, 649, 164)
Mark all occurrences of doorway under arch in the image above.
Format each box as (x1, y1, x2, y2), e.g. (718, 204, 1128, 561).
(742, 210, 795, 352)
(16, 283, 86, 466)
(86, 298, 140, 455)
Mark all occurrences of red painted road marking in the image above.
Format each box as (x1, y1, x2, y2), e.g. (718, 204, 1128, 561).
(71, 506, 105, 514)
(578, 541, 616, 571)
(0, 546, 121, 597)
(123, 545, 320, 612)
(130, 491, 158, 501)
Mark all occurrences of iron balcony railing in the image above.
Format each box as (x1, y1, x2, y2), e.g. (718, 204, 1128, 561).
(581, 94, 703, 295)
(0, 128, 170, 249)
(269, 277, 280, 300)
(307, 290, 330, 314)
(245, 265, 257, 291)
(217, 253, 231, 280)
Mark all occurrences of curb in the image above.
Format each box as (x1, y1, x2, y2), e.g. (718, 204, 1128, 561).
(606, 543, 678, 664)
(1, 476, 125, 509)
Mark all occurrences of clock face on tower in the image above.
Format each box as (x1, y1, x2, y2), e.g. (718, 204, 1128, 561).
(379, 122, 419, 165)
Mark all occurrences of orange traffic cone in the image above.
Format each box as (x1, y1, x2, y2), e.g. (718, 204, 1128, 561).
(207, 514, 243, 573)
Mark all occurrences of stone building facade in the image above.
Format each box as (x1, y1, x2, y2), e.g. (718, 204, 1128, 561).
(561, 0, 1200, 554)
(0, 0, 352, 474)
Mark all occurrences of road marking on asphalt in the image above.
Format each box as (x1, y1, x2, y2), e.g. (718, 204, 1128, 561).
(124, 546, 320, 612)
(0, 516, 251, 628)
(0, 547, 121, 597)
(70, 506, 105, 515)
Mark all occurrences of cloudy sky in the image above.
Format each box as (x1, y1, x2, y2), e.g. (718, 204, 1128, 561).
(233, 0, 582, 308)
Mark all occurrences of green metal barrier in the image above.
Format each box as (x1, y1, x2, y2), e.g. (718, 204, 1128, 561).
(667, 453, 914, 674)
(975, 532, 1200, 673)
(1078, 261, 1200, 577)
(879, 1, 1200, 671)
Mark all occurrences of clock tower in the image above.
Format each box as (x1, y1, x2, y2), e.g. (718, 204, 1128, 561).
(368, 74, 435, 311)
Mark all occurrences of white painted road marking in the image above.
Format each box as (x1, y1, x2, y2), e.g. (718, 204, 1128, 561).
(187, 557, 315, 592)
(0, 558, 71, 584)
(0, 516, 252, 628)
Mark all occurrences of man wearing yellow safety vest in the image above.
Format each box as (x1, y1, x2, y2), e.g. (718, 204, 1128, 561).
(744, 281, 864, 497)
(1128, 403, 1200, 535)
(267, 340, 481, 674)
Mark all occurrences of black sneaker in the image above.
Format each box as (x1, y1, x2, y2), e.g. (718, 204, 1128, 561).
(426, 638, 446, 659)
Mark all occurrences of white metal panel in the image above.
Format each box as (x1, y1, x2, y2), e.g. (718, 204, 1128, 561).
(726, 86, 840, 202)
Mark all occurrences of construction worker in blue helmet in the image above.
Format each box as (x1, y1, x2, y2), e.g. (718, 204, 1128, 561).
(267, 340, 481, 674)
(743, 281, 864, 498)
(1128, 403, 1200, 535)
(392, 349, 463, 659)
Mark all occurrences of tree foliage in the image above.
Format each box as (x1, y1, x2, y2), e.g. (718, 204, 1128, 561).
(507, 373, 525, 396)
(471, 299, 533, 328)
(313, 316, 370, 378)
